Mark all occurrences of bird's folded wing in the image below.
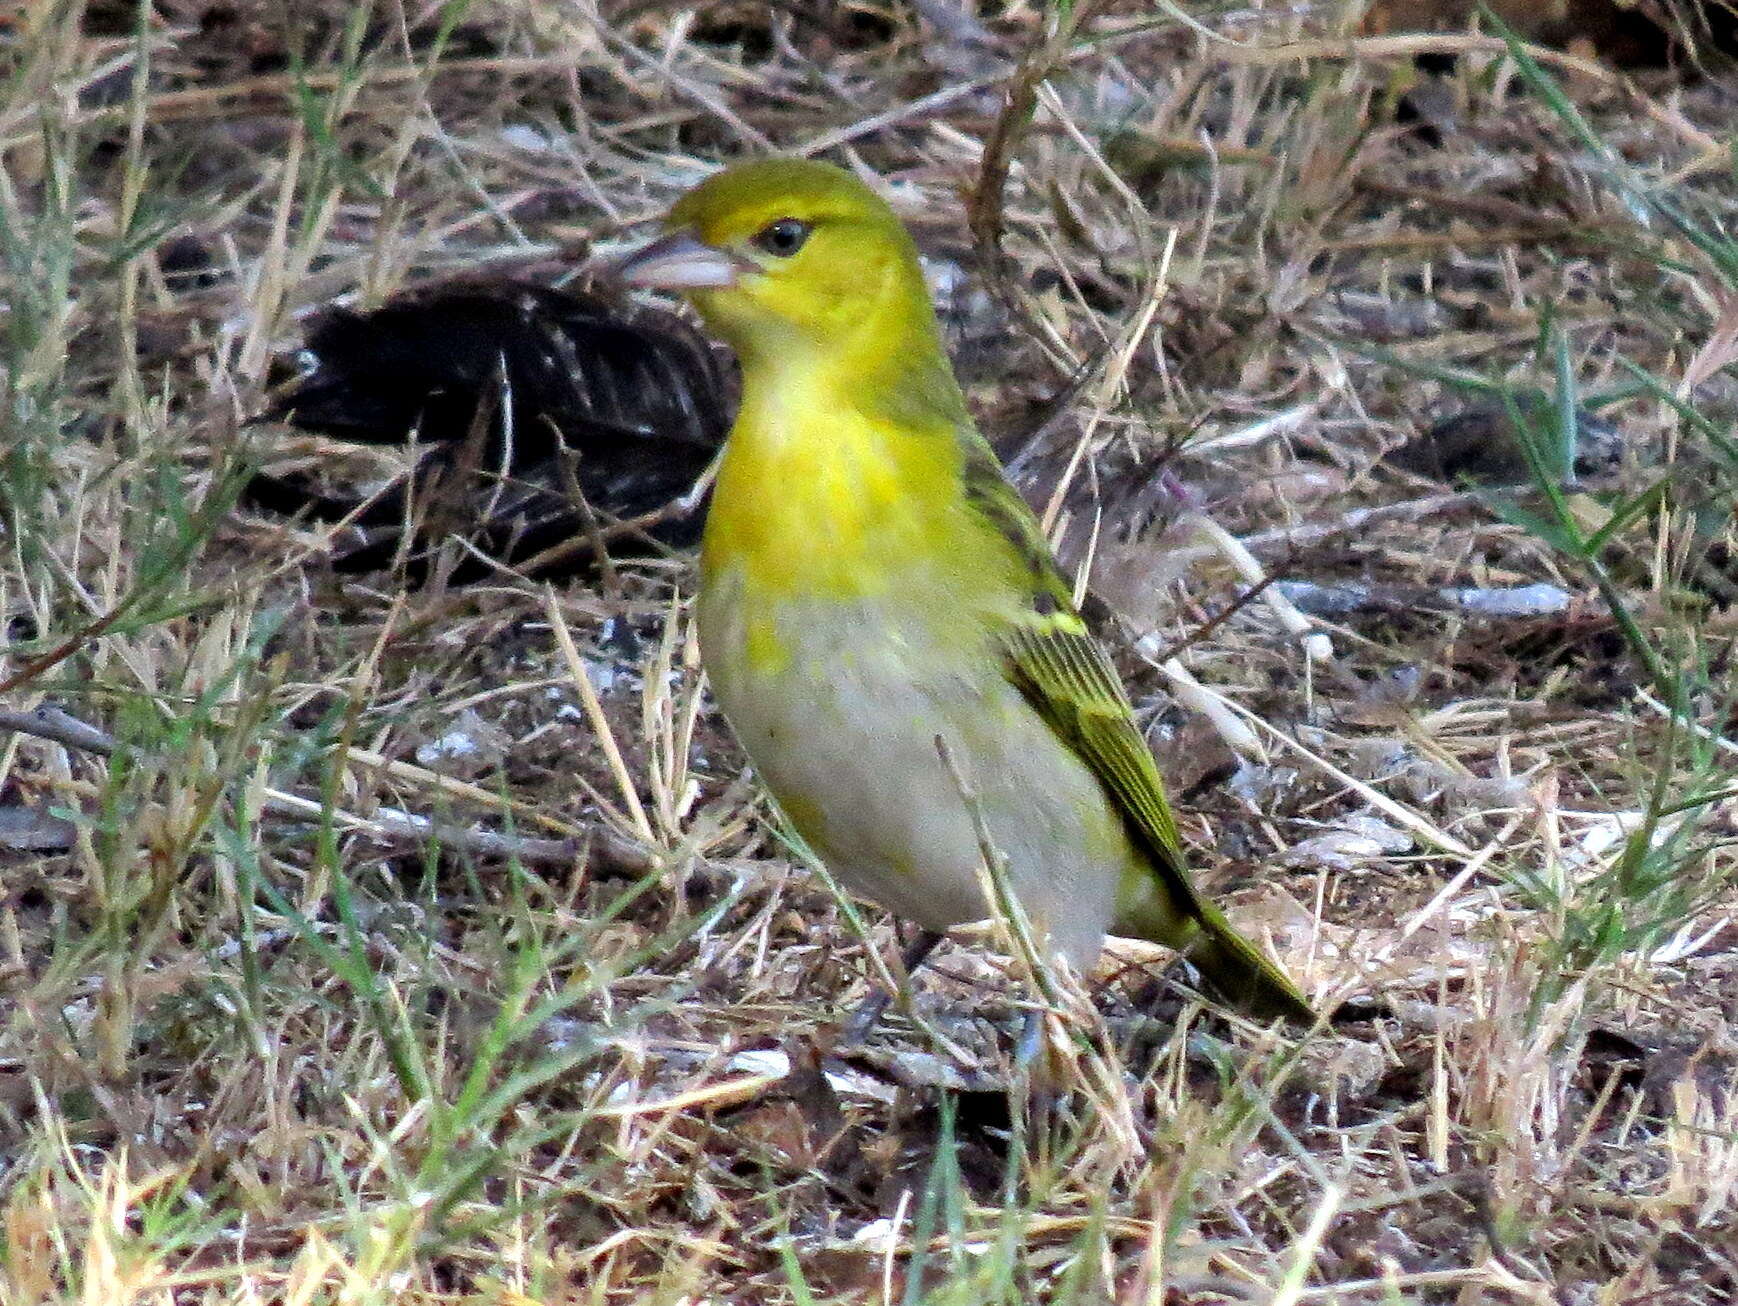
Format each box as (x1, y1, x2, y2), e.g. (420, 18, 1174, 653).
(1000, 618, 1192, 894)
(1001, 617, 1316, 1022)
(958, 427, 1312, 1020)
(958, 432, 1194, 886)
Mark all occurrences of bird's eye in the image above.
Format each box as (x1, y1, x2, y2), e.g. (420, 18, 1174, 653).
(751, 218, 811, 258)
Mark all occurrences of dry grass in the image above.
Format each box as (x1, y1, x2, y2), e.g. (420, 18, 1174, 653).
(3, 0, 1738, 1300)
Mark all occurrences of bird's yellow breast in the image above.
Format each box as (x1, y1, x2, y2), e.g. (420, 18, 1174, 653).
(699, 366, 980, 669)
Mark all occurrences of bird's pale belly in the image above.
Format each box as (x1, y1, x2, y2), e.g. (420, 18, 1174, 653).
(698, 574, 1130, 970)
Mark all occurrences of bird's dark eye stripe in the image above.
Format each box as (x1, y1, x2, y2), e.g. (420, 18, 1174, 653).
(752, 218, 811, 257)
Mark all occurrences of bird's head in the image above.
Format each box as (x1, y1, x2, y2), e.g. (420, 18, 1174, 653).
(617, 158, 940, 375)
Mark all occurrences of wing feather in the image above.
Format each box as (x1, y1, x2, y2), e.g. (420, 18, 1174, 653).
(963, 436, 1315, 1022)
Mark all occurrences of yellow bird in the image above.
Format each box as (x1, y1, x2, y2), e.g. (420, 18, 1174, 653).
(619, 159, 1313, 1026)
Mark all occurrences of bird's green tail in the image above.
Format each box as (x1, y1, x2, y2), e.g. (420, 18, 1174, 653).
(1181, 906, 1318, 1026)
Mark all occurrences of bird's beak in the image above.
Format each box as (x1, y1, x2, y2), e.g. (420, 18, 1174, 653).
(615, 229, 751, 291)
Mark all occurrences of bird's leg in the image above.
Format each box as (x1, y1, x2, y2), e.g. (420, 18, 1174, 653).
(1012, 1005, 1046, 1069)
(840, 928, 945, 1045)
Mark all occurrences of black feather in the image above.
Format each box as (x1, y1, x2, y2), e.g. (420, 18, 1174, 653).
(246, 281, 734, 582)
